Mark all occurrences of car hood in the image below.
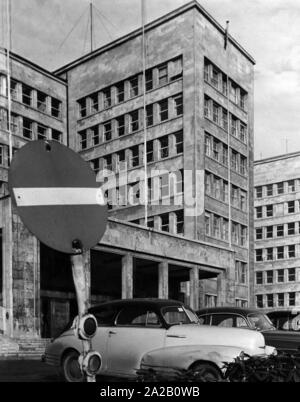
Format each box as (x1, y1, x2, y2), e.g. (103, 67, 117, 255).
(262, 329, 300, 340)
(166, 324, 266, 349)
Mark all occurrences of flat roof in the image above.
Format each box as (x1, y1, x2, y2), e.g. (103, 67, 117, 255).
(54, 0, 255, 75)
(254, 150, 300, 166)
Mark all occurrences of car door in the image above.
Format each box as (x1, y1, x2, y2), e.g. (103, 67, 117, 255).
(105, 305, 166, 377)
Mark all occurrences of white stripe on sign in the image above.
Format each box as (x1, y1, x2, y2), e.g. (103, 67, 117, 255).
(13, 187, 105, 207)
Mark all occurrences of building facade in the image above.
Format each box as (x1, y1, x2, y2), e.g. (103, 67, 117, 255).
(254, 152, 300, 311)
(0, 1, 255, 340)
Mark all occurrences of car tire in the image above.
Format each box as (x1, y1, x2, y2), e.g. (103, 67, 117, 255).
(61, 350, 84, 382)
(190, 362, 222, 382)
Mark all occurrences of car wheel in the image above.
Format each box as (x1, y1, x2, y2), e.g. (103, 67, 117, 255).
(190, 363, 222, 382)
(61, 350, 84, 382)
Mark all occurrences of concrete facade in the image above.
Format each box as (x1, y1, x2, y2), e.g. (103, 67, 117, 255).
(0, 1, 254, 339)
(254, 152, 300, 311)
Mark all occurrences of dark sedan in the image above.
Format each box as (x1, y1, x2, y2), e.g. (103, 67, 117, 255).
(197, 307, 300, 353)
(267, 310, 300, 331)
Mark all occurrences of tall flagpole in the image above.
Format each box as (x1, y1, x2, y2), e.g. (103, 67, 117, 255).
(90, 1, 93, 52)
(225, 21, 231, 249)
(141, 0, 148, 226)
(6, 0, 12, 163)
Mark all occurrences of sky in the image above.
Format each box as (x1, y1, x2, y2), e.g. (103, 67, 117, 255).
(1, 0, 300, 160)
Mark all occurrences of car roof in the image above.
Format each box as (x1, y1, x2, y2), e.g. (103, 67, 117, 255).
(196, 306, 261, 315)
(267, 310, 300, 317)
(89, 298, 185, 312)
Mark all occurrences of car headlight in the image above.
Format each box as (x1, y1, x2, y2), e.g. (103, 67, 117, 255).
(79, 351, 102, 376)
(75, 314, 98, 340)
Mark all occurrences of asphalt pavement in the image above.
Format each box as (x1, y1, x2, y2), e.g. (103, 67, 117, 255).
(0, 359, 61, 382)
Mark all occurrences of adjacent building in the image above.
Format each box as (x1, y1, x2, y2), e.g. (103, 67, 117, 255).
(254, 152, 300, 311)
(0, 0, 255, 341)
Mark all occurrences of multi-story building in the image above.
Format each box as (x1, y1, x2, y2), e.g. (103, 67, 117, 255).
(0, 1, 254, 341)
(254, 152, 300, 311)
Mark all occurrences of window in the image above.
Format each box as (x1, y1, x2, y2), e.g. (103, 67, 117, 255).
(146, 141, 154, 163)
(256, 295, 263, 308)
(266, 184, 273, 197)
(231, 185, 239, 208)
(116, 82, 124, 103)
(212, 102, 219, 124)
(277, 225, 284, 237)
(256, 186, 263, 198)
(10, 79, 18, 100)
(130, 145, 139, 167)
(231, 150, 238, 171)
(240, 155, 247, 175)
(240, 123, 247, 143)
(22, 118, 32, 139)
(277, 270, 284, 283)
(241, 226, 247, 246)
(288, 201, 295, 214)
(213, 138, 220, 161)
(104, 155, 112, 171)
(116, 150, 125, 171)
(158, 65, 168, 86)
(159, 136, 169, 159)
(266, 226, 273, 238)
(117, 116, 125, 137)
(256, 206, 262, 219)
(22, 84, 32, 106)
(116, 307, 160, 327)
(222, 218, 229, 241)
(51, 98, 61, 118)
(231, 222, 239, 245)
(211, 66, 219, 87)
(90, 158, 99, 174)
(236, 261, 247, 284)
(267, 294, 274, 308)
(170, 57, 183, 81)
(147, 217, 154, 228)
(103, 88, 111, 108)
(205, 214, 211, 236)
(160, 174, 169, 198)
(175, 210, 184, 235)
(205, 295, 217, 308)
(205, 134, 211, 156)
(256, 272, 263, 285)
(240, 191, 247, 211)
(79, 130, 87, 149)
(91, 126, 100, 146)
(288, 222, 295, 235)
(288, 245, 295, 258)
(288, 268, 296, 282)
(145, 70, 153, 91)
(222, 145, 228, 165)
(288, 180, 295, 192)
(213, 215, 221, 238)
(129, 76, 139, 98)
(223, 181, 228, 203)
(90, 93, 99, 113)
(229, 81, 238, 103)
(129, 110, 139, 132)
(0, 146, 3, 166)
(277, 246, 284, 260)
(277, 293, 284, 307)
(204, 97, 210, 118)
(175, 131, 183, 154)
(78, 98, 87, 118)
(51, 129, 62, 142)
(221, 110, 228, 131)
(256, 228, 263, 240)
(0, 74, 7, 96)
(266, 248, 273, 261)
(266, 205, 273, 217)
(256, 249, 263, 262)
(240, 90, 247, 110)
(174, 94, 183, 116)
(289, 292, 296, 307)
(161, 213, 169, 232)
(277, 182, 284, 194)
(231, 115, 237, 136)
(146, 104, 153, 127)
(37, 124, 47, 140)
(159, 99, 168, 122)
(37, 91, 47, 113)
(103, 122, 112, 142)
(266, 271, 273, 284)
(176, 169, 184, 194)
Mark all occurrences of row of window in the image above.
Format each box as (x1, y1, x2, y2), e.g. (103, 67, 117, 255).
(256, 268, 297, 285)
(77, 56, 183, 119)
(255, 179, 299, 199)
(78, 93, 183, 150)
(0, 108, 62, 143)
(256, 292, 296, 308)
(204, 58, 247, 110)
(255, 200, 300, 219)
(204, 294, 248, 308)
(0, 74, 62, 119)
(205, 132, 248, 176)
(205, 170, 248, 212)
(256, 222, 300, 240)
(256, 245, 298, 262)
(205, 211, 248, 247)
(204, 95, 247, 144)
(130, 209, 184, 235)
(104, 170, 184, 210)
(90, 131, 183, 174)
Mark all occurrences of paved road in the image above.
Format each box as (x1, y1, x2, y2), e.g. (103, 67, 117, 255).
(0, 359, 62, 382)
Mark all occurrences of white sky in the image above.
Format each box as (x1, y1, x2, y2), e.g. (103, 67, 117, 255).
(1, 0, 300, 160)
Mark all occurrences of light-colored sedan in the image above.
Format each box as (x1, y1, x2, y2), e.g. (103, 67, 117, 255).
(44, 299, 275, 382)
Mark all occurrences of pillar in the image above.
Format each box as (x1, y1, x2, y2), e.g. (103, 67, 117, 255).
(189, 267, 199, 310)
(122, 254, 133, 299)
(158, 261, 168, 299)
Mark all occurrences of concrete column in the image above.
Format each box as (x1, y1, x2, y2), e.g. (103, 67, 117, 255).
(217, 270, 226, 306)
(138, 143, 144, 167)
(32, 90, 38, 109)
(158, 261, 168, 299)
(189, 267, 199, 310)
(169, 133, 177, 157)
(153, 139, 160, 161)
(83, 250, 91, 307)
(169, 212, 176, 234)
(122, 254, 133, 299)
(154, 215, 160, 230)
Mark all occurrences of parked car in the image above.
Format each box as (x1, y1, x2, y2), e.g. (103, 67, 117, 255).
(197, 307, 300, 353)
(44, 299, 275, 382)
(267, 310, 300, 331)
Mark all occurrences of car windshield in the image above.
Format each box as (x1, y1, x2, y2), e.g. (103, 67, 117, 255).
(161, 305, 199, 326)
(247, 313, 275, 331)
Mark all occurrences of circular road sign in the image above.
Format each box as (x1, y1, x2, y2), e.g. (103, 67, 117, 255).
(8, 140, 107, 254)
